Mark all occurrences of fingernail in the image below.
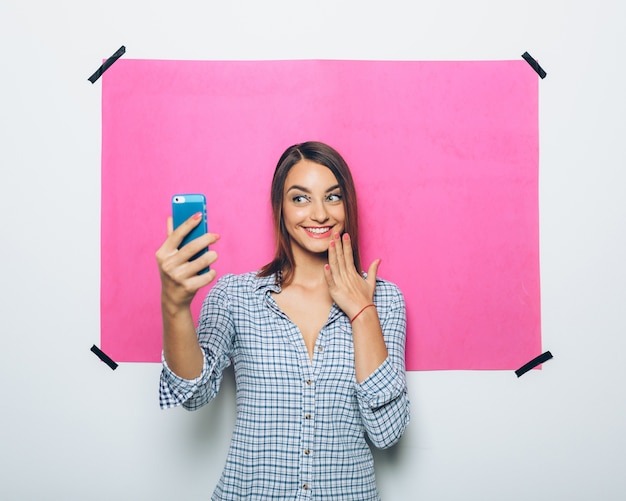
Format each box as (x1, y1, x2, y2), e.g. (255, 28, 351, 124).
(193, 212, 202, 220)
(329, 240, 335, 248)
(343, 233, 350, 241)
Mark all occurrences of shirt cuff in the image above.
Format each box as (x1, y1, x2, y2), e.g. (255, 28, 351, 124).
(160, 352, 211, 405)
(356, 356, 406, 410)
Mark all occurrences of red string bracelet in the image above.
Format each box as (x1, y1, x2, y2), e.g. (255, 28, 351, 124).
(350, 303, 376, 323)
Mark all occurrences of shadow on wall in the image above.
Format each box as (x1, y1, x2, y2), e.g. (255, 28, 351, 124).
(185, 365, 237, 458)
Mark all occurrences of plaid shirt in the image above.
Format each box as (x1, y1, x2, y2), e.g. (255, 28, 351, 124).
(160, 272, 410, 500)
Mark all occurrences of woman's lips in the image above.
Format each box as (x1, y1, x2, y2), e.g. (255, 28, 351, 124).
(304, 226, 333, 238)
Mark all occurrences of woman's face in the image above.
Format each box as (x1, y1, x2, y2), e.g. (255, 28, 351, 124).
(281, 159, 345, 258)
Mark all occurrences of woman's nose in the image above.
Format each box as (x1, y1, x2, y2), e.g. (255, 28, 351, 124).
(311, 201, 329, 222)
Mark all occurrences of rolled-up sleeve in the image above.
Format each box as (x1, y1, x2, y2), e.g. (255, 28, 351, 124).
(158, 275, 236, 410)
(356, 284, 410, 448)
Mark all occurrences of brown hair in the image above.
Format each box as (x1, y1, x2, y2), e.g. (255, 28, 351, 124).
(258, 141, 362, 286)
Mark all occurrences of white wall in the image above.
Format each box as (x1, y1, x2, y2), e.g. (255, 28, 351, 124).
(1, 1, 625, 499)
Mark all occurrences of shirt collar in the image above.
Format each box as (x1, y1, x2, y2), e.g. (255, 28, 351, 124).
(253, 272, 282, 295)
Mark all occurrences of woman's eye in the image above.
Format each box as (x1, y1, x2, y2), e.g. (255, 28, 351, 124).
(327, 193, 342, 202)
(292, 195, 309, 203)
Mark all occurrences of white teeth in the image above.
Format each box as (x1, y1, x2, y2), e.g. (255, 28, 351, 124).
(306, 227, 331, 234)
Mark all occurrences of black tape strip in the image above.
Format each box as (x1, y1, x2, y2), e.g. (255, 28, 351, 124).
(88, 45, 126, 83)
(515, 350, 553, 377)
(522, 51, 547, 79)
(91, 344, 118, 370)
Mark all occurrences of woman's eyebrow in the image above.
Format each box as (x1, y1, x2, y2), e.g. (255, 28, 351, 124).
(286, 184, 341, 193)
(286, 184, 311, 193)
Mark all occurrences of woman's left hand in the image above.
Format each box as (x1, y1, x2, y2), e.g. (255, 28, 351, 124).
(324, 232, 380, 319)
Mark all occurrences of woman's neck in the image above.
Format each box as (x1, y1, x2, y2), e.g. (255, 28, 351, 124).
(288, 248, 328, 289)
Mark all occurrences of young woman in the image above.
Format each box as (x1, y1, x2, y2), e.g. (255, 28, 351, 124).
(156, 141, 410, 500)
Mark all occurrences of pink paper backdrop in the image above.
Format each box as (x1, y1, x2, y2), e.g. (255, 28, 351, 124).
(101, 59, 541, 370)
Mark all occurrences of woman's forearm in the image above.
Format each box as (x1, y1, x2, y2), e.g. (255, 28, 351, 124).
(351, 306, 388, 383)
(161, 297, 204, 380)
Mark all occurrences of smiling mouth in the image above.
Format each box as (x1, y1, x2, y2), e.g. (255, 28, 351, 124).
(305, 226, 332, 235)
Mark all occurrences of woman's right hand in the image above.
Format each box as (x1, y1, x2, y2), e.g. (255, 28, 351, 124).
(155, 213, 220, 311)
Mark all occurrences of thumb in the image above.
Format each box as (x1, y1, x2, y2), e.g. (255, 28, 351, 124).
(366, 258, 381, 287)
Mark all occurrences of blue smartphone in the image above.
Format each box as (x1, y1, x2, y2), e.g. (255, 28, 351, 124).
(172, 194, 209, 273)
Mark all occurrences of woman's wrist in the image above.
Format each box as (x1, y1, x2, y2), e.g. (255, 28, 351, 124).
(161, 290, 193, 317)
(350, 303, 376, 323)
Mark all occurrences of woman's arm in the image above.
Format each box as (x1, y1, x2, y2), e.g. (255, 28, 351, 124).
(324, 232, 386, 382)
(155, 213, 220, 379)
(356, 291, 410, 449)
(349, 303, 387, 383)
(324, 232, 410, 446)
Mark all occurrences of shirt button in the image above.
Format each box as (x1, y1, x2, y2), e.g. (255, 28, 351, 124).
(305, 413, 311, 420)
(317, 345, 323, 352)
(304, 449, 310, 455)
(303, 484, 309, 490)
(306, 379, 312, 385)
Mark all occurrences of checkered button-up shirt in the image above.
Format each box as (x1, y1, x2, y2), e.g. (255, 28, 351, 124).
(160, 272, 410, 500)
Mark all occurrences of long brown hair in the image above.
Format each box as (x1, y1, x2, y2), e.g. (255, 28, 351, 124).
(258, 141, 362, 286)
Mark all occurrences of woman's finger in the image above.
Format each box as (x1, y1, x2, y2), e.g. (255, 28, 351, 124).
(185, 248, 219, 274)
(328, 235, 339, 273)
(332, 232, 347, 273)
(323, 263, 335, 289)
(176, 232, 219, 263)
(191, 269, 218, 289)
(341, 233, 355, 269)
(160, 212, 205, 255)
(157, 214, 219, 278)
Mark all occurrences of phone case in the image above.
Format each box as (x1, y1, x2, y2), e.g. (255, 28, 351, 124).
(172, 194, 209, 271)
